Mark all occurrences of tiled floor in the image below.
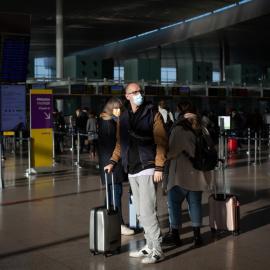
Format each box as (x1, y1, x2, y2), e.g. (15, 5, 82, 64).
(1, 142, 270, 269)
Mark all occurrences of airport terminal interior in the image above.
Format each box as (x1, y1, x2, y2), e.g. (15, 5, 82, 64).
(1, 0, 270, 269)
(0, 137, 270, 269)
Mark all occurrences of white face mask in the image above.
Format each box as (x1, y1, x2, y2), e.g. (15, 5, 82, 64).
(112, 108, 121, 117)
(132, 93, 144, 106)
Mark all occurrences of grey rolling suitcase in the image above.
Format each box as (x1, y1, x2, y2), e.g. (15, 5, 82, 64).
(209, 159, 241, 236)
(89, 172, 121, 257)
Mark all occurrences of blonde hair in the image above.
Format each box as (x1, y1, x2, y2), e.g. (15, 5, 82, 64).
(103, 98, 123, 115)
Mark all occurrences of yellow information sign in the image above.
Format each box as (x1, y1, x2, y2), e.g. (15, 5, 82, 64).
(30, 89, 53, 168)
(31, 129, 53, 167)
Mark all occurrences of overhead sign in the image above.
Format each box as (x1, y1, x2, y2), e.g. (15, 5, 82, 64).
(85, 85, 94, 94)
(111, 85, 123, 94)
(70, 84, 84, 94)
(232, 88, 247, 97)
(179, 87, 190, 97)
(102, 85, 111, 94)
(157, 87, 165, 95)
(26, 84, 46, 93)
(171, 87, 190, 96)
(1, 84, 26, 131)
(0, 35, 30, 82)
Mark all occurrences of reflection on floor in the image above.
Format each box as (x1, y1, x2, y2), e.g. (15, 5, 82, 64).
(0, 143, 270, 270)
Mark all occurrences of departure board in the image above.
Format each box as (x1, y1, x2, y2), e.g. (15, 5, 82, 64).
(232, 88, 247, 97)
(111, 85, 123, 94)
(0, 35, 30, 82)
(144, 86, 157, 95)
(179, 87, 190, 97)
(70, 85, 84, 94)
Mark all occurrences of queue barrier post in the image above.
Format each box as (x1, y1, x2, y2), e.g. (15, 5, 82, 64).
(259, 129, 262, 164)
(53, 131, 55, 162)
(0, 138, 4, 189)
(76, 131, 80, 166)
(224, 131, 228, 167)
(251, 132, 258, 165)
(247, 128, 251, 155)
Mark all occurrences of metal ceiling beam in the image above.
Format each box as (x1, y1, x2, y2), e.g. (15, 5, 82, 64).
(73, 0, 270, 59)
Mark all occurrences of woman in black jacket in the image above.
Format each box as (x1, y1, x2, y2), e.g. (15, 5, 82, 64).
(98, 98, 134, 236)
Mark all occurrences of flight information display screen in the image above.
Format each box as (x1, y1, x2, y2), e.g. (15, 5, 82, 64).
(0, 35, 30, 82)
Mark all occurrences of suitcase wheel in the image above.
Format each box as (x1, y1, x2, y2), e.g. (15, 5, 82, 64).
(211, 228, 217, 233)
(117, 247, 121, 254)
(104, 252, 107, 258)
(91, 251, 95, 256)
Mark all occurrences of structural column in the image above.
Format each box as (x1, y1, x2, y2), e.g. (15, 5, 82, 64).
(56, 0, 64, 78)
(218, 30, 230, 82)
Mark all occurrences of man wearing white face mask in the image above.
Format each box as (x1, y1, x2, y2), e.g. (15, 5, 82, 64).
(104, 83, 168, 264)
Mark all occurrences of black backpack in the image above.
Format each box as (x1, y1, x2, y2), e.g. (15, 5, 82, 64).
(182, 128, 218, 171)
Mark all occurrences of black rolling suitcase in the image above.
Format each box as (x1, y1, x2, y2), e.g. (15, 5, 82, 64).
(209, 159, 241, 235)
(89, 172, 121, 257)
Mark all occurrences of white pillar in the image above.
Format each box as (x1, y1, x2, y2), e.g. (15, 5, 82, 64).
(56, 0, 64, 78)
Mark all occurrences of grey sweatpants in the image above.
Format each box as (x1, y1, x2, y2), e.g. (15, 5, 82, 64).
(129, 175, 163, 253)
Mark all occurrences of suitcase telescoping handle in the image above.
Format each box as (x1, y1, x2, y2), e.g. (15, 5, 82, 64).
(216, 159, 226, 200)
(104, 170, 116, 211)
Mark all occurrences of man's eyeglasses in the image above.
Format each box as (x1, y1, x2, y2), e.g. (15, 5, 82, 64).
(127, 90, 143, 96)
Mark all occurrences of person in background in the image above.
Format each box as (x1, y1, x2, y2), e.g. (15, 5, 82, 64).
(248, 108, 263, 131)
(208, 110, 218, 129)
(76, 107, 88, 153)
(52, 108, 65, 153)
(162, 101, 214, 247)
(98, 98, 134, 236)
(201, 110, 212, 129)
(104, 83, 168, 264)
(86, 112, 98, 157)
(238, 108, 247, 129)
(174, 107, 180, 121)
(263, 108, 270, 127)
(158, 99, 174, 123)
(230, 108, 243, 149)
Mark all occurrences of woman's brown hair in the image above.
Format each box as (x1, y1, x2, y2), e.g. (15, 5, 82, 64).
(177, 100, 201, 131)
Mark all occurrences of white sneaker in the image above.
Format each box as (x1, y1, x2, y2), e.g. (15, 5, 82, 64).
(121, 225, 135, 235)
(141, 249, 164, 264)
(129, 245, 153, 257)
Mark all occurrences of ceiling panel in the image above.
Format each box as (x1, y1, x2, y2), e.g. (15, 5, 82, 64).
(1, 0, 270, 75)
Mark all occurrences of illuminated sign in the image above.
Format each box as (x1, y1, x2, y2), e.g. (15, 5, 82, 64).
(172, 87, 190, 96)
(102, 85, 111, 94)
(26, 84, 46, 93)
(232, 88, 247, 97)
(111, 85, 123, 94)
(85, 85, 94, 94)
(144, 86, 157, 95)
(179, 87, 190, 97)
(0, 35, 30, 82)
(1, 84, 26, 131)
(70, 85, 84, 94)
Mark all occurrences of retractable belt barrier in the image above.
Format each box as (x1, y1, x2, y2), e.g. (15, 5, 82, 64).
(1, 136, 32, 178)
(52, 130, 98, 167)
(1, 130, 99, 173)
(216, 127, 270, 169)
